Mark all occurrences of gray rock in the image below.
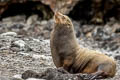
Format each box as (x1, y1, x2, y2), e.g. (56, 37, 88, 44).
(0, 76, 10, 80)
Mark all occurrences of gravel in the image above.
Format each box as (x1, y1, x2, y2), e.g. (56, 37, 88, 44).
(0, 15, 119, 80)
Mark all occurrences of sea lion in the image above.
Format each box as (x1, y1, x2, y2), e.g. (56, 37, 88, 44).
(50, 12, 116, 79)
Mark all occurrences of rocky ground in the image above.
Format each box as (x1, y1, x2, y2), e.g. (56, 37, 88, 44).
(0, 15, 120, 80)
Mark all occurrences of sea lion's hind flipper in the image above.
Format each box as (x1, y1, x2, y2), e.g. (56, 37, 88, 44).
(85, 70, 104, 80)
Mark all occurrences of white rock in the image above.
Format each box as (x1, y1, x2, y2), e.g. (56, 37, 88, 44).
(1, 32, 17, 37)
(40, 20, 47, 25)
(13, 74, 22, 79)
(14, 40, 26, 48)
(18, 52, 29, 56)
(32, 54, 46, 59)
(26, 15, 38, 25)
(33, 38, 40, 42)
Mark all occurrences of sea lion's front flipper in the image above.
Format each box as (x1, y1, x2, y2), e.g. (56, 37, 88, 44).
(57, 67, 69, 74)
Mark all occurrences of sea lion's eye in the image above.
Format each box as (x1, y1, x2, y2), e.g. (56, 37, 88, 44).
(67, 19, 70, 22)
(62, 16, 66, 20)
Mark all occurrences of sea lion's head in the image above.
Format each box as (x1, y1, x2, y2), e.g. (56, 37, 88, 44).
(53, 12, 76, 39)
(54, 12, 73, 28)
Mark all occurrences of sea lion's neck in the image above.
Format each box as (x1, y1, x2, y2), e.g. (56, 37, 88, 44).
(52, 24, 79, 53)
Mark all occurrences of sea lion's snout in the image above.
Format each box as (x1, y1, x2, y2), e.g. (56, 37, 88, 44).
(55, 12, 62, 18)
(54, 12, 63, 24)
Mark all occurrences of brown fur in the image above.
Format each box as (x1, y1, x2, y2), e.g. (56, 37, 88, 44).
(50, 12, 116, 78)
